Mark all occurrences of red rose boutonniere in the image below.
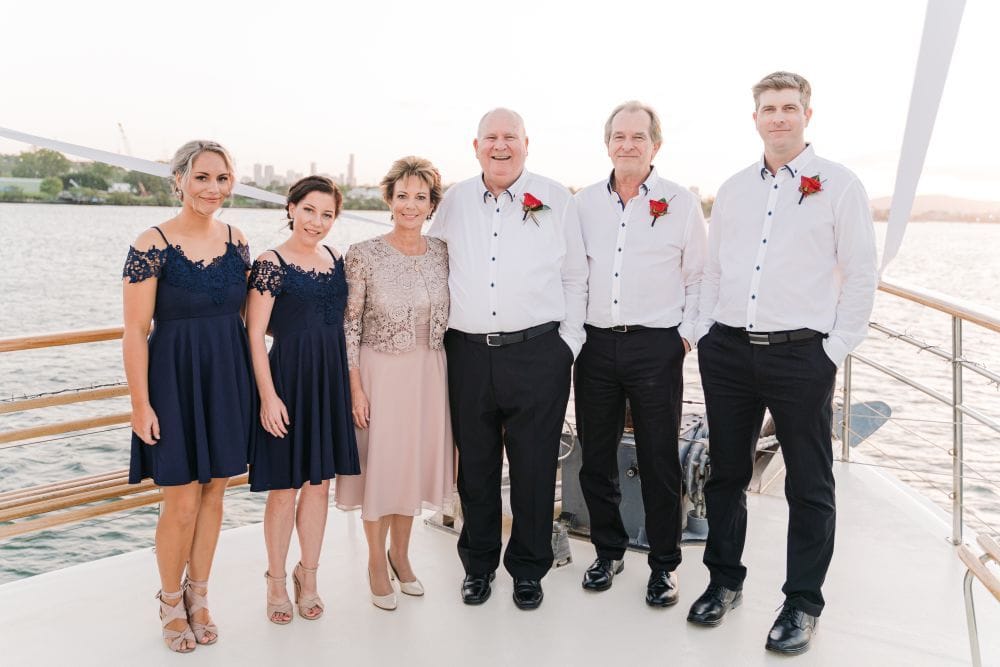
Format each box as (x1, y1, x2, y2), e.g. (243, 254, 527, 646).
(798, 174, 824, 204)
(649, 195, 676, 227)
(521, 192, 550, 226)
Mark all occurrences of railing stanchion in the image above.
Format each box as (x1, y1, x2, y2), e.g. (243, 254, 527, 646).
(952, 315, 964, 545)
(841, 355, 853, 462)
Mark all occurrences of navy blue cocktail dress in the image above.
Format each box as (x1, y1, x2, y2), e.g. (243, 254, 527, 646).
(124, 225, 255, 486)
(247, 247, 359, 491)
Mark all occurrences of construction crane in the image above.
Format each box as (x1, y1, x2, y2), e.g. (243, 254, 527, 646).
(117, 123, 146, 196)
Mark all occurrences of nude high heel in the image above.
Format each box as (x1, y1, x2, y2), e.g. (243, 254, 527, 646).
(387, 550, 425, 596)
(156, 589, 196, 653)
(368, 569, 397, 611)
(264, 571, 293, 625)
(182, 576, 219, 645)
(292, 562, 325, 620)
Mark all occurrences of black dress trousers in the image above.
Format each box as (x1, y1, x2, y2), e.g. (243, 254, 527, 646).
(574, 325, 685, 572)
(445, 327, 573, 580)
(698, 324, 837, 618)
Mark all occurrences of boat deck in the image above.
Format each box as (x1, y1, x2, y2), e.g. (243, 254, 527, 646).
(1, 461, 996, 666)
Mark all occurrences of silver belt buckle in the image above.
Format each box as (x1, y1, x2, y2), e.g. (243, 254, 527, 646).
(485, 333, 502, 347)
(748, 332, 770, 346)
(611, 325, 628, 333)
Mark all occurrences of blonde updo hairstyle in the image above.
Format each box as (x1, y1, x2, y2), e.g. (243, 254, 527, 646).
(379, 156, 443, 219)
(170, 140, 236, 200)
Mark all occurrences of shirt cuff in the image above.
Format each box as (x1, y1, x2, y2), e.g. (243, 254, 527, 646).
(822, 335, 850, 368)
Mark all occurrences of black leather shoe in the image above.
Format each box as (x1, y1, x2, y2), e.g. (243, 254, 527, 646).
(461, 572, 495, 605)
(582, 558, 624, 592)
(645, 570, 679, 607)
(512, 578, 543, 610)
(686, 582, 742, 626)
(765, 603, 817, 654)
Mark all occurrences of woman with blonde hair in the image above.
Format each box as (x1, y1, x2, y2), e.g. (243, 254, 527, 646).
(123, 140, 253, 652)
(335, 156, 454, 610)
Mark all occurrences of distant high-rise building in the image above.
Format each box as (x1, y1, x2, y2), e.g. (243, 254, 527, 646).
(347, 154, 356, 188)
(338, 173, 345, 187)
(310, 162, 317, 176)
(264, 165, 275, 186)
(286, 169, 302, 184)
(253, 163, 263, 185)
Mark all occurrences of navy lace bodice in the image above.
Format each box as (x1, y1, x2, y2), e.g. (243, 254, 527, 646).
(122, 226, 251, 319)
(248, 248, 347, 334)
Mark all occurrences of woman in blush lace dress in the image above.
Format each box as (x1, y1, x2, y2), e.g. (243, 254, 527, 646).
(335, 156, 454, 611)
(122, 140, 253, 653)
(246, 176, 360, 625)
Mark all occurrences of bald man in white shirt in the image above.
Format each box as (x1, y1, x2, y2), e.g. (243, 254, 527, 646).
(688, 72, 877, 655)
(429, 108, 588, 610)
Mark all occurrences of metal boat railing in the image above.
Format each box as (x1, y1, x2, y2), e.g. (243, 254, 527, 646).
(841, 278, 1000, 546)
(2, 280, 998, 549)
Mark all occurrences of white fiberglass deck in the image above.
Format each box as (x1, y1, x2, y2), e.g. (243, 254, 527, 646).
(1, 461, 996, 666)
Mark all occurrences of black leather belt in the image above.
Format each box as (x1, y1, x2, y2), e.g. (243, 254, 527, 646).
(458, 321, 559, 347)
(716, 323, 825, 346)
(586, 324, 650, 333)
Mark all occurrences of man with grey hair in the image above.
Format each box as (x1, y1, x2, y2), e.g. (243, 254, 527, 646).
(689, 71, 877, 655)
(573, 100, 706, 607)
(429, 108, 587, 610)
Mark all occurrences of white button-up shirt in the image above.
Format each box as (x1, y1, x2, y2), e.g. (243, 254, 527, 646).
(429, 170, 589, 357)
(696, 145, 878, 366)
(575, 167, 707, 344)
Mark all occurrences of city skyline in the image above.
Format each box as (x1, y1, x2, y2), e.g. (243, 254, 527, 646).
(1, 1, 998, 200)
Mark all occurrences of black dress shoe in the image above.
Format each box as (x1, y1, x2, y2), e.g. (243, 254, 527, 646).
(645, 570, 679, 607)
(765, 603, 817, 654)
(461, 572, 495, 605)
(582, 558, 624, 592)
(686, 582, 742, 626)
(512, 578, 544, 610)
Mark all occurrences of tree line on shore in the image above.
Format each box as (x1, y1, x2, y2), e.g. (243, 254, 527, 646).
(0, 149, 388, 210)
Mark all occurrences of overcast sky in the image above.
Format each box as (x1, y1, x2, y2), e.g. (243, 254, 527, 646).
(2, 0, 997, 200)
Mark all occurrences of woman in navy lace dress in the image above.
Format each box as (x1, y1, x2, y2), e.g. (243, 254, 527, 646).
(122, 141, 253, 653)
(246, 176, 360, 625)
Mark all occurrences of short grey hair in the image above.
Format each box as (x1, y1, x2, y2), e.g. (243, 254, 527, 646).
(752, 71, 812, 110)
(604, 101, 662, 146)
(170, 140, 236, 199)
(476, 108, 526, 139)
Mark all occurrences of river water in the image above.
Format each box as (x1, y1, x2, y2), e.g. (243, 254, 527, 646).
(1, 203, 998, 583)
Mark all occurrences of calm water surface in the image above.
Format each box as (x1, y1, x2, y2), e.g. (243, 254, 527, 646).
(1, 203, 998, 583)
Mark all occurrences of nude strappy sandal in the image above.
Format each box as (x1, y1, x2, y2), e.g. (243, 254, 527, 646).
(292, 562, 324, 620)
(182, 576, 219, 644)
(156, 590, 196, 653)
(264, 571, 293, 625)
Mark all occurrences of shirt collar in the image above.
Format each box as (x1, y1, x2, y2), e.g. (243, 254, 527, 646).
(481, 169, 529, 205)
(758, 144, 816, 180)
(607, 166, 656, 208)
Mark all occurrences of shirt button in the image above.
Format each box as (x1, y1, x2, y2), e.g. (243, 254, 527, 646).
(493, 232, 498, 237)
(492, 311, 496, 316)
(756, 265, 760, 271)
(618, 248, 622, 252)
(762, 239, 767, 244)
(621, 223, 625, 228)
(490, 283, 494, 287)
(496, 208, 500, 212)
(774, 185, 778, 190)
(748, 324, 754, 329)
(614, 272, 619, 277)
(491, 257, 496, 261)
(751, 295, 756, 300)
(613, 299, 618, 304)
(767, 211, 772, 216)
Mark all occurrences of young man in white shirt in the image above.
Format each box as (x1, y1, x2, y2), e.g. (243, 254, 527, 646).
(429, 108, 588, 610)
(573, 101, 706, 607)
(688, 72, 877, 655)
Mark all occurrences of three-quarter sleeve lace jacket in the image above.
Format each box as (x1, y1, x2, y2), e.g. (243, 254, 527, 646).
(343, 236, 450, 369)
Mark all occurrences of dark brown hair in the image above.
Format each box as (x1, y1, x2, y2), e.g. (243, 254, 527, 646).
(286, 175, 343, 229)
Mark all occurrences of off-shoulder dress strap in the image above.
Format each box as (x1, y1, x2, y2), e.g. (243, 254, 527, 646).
(269, 250, 288, 267)
(226, 223, 233, 243)
(152, 226, 169, 245)
(323, 245, 339, 262)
